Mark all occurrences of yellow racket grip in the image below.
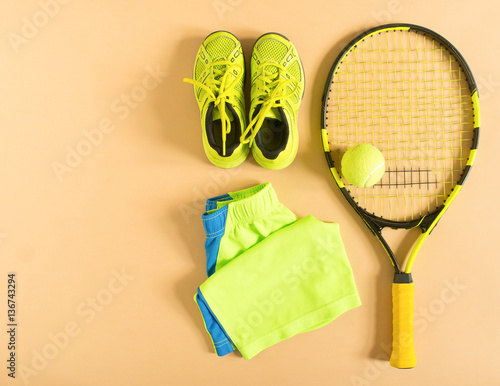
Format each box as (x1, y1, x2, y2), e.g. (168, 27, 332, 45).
(390, 274, 416, 369)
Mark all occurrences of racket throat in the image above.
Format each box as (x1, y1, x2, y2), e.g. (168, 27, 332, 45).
(394, 273, 413, 284)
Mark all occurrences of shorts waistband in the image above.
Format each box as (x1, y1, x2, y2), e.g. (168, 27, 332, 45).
(202, 183, 280, 236)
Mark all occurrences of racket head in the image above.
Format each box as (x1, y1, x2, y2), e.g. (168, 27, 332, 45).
(321, 24, 479, 231)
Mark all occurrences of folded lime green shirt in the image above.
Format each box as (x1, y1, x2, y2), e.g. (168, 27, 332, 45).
(197, 214, 361, 359)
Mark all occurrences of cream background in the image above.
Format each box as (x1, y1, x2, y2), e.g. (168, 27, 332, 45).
(1, 1, 499, 385)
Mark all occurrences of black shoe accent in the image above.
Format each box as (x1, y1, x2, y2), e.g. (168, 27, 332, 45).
(253, 104, 289, 160)
(205, 102, 242, 157)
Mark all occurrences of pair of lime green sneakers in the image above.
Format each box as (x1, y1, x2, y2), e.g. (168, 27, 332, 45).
(184, 31, 305, 170)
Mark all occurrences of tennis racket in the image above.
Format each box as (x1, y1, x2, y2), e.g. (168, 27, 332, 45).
(321, 24, 479, 368)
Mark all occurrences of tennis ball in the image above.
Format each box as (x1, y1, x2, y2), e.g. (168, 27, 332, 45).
(341, 144, 385, 187)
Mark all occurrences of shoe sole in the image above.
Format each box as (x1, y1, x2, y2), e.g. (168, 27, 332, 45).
(204, 29, 240, 41)
(204, 142, 250, 168)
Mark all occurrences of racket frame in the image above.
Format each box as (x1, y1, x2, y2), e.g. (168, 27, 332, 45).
(321, 23, 480, 275)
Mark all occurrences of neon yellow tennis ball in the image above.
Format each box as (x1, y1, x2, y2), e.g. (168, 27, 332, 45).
(341, 144, 385, 187)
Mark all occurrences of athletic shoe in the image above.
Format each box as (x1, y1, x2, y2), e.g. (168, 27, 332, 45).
(184, 31, 248, 168)
(241, 33, 305, 170)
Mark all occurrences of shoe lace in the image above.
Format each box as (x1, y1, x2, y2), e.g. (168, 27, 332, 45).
(183, 61, 243, 156)
(240, 63, 298, 147)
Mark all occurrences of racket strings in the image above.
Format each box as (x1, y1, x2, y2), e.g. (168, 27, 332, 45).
(325, 29, 474, 222)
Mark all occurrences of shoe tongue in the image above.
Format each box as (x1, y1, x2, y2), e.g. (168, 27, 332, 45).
(210, 60, 234, 123)
(265, 64, 278, 75)
(265, 107, 281, 121)
(212, 57, 226, 73)
(213, 105, 234, 122)
(261, 63, 281, 119)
